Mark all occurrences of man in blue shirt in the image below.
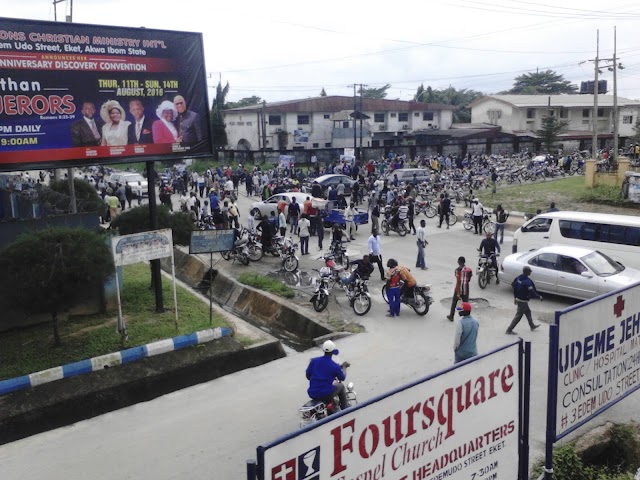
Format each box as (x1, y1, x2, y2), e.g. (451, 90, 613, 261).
(454, 302, 479, 363)
(506, 266, 542, 334)
(306, 340, 349, 409)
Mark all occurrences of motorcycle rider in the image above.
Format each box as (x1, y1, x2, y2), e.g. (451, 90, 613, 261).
(391, 200, 408, 231)
(306, 340, 349, 410)
(386, 258, 417, 301)
(340, 255, 374, 289)
(478, 232, 500, 277)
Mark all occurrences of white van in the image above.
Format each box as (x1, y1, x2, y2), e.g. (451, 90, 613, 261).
(389, 168, 431, 184)
(512, 211, 640, 269)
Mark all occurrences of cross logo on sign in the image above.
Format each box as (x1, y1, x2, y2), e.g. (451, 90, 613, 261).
(614, 295, 625, 318)
(271, 458, 296, 480)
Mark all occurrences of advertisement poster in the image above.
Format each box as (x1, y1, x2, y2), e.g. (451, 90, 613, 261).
(112, 228, 173, 267)
(0, 17, 212, 171)
(554, 282, 640, 439)
(259, 343, 521, 480)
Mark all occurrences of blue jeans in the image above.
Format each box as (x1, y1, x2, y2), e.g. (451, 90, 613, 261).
(494, 223, 505, 244)
(388, 286, 401, 316)
(416, 241, 425, 268)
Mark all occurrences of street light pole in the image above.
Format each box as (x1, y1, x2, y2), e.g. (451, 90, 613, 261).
(612, 26, 619, 166)
(592, 30, 599, 160)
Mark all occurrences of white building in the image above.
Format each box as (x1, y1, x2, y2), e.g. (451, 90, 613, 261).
(223, 96, 454, 151)
(469, 94, 640, 151)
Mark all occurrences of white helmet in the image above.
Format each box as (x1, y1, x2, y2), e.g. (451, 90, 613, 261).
(322, 340, 336, 353)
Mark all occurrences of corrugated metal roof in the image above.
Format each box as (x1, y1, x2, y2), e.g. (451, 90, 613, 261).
(469, 94, 640, 108)
(223, 95, 455, 114)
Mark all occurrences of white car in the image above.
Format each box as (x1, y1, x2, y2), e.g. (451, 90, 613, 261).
(499, 245, 640, 300)
(251, 192, 310, 219)
(108, 172, 148, 198)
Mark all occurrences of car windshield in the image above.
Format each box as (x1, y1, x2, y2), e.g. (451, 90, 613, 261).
(581, 251, 624, 276)
(125, 174, 144, 182)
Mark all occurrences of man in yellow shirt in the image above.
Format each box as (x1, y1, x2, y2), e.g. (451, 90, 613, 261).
(107, 195, 120, 221)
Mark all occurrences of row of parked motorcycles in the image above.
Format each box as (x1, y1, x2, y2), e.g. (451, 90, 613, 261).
(220, 228, 300, 272)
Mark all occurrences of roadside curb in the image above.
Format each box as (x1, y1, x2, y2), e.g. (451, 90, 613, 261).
(0, 326, 234, 396)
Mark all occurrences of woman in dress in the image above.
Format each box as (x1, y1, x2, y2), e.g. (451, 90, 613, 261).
(100, 100, 130, 146)
(152, 100, 181, 143)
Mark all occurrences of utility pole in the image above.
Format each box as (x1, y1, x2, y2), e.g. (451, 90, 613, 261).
(353, 84, 357, 155)
(359, 85, 365, 158)
(592, 30, 599, 160)
(261, 101, 267, 162)
(612, 26, 619, 166)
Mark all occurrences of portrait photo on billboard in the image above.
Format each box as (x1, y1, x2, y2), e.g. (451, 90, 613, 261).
(0, 17, 212, 171)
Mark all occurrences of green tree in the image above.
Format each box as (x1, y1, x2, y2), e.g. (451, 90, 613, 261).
(225, 96, 263, 110)
(631, 117, 640, 143)
(210, 78, 229, 147)
(415, 84, 483, 123)
(505, 69, 578, 95)
(536, 116, 568, 152)
(0, 228, 114, 346)
(359, 84, 390, 99)
(40, 178, 104, 215)
(319, 87, 327, 97)
(110, 205, 194, 246)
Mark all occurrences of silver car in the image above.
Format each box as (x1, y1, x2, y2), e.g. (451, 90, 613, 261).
(250, 192, 310, 219)
(108, 172, 148, 198)
(499, 245, 640, 300)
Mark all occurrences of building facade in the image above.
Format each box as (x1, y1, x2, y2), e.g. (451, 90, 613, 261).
(223, 96, 454, 151)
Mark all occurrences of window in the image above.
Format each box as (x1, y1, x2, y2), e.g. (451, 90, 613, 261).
(268, 115, 281, 126)
(312, 143, 319, 148)
(297, 115, 310, 125)
(390, 113, 397, 118)
(229, 121, 236, 125)
(292, 146, 305, 150)
(372, 140, 380, 147)
(343, 121, 350, 128)
(560, 256, 587, 275)
(582, 109, 590, 118)
(523, 218, 552, 233)
(246, 121, 252, 126)
(414, 112, 420, 117)
(623, 115, 633, 124)
(547, 110, 555, 117)
(399, 112, 409, 122)
(559, 220, 640, 247)
(529, 252, 559, 270)
(560, 108, 568, 119)
(423, 112, 434, 121)
(237, 122, 244, 126)
(325, 142, 331, 147)
(383, 139, 395, 146)
(374, 113, 385, 123)
(597, 108, 605, 118)
(324, 114, 330, 119)
(527, 109, 535, 119)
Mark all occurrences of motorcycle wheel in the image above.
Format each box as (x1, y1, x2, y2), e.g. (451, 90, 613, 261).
(478, 270, 488, 289)
(248, 244, 263, 261)
(381, 284, 389, 304)
(381, 220, 389, 235)
(313, 292, 329, 312)
(352, 293, 371, 316)
(462, 216, 473, 230)
(283, 255, 298, 272)
(398, 224, 407, 237)
(412, 291, 430, 316)
(240, 254, 250, 266)
(220, 250, 231, 261)
(425, 206, 437, 218)
(483, 221, 496, 235)
(449, 213, 458, 226)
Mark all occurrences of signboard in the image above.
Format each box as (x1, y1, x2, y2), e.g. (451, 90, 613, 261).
(112, 228, 173, 266)
(258, 342, 521, 480)
(0, 17, 212, 171)
(189, 230, 234, 254)
(552, 282, 640, 440)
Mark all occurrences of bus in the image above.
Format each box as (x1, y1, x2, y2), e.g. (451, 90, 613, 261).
(512, 211, 640, 269)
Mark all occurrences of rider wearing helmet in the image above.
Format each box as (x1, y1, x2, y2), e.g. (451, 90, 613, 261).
(478, 231, 500, 274)
(305, 340, 349, 409)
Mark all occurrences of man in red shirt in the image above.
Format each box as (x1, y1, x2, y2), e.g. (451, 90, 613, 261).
(447, 256, 472, 322)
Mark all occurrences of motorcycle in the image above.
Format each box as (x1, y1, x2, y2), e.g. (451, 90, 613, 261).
(328, 241, 350, 268)
(415, 199, 437, 218)
(462, 208, 495, 234)
(278, 237, 299, 272)
(245, 231, 264, 261)
(220, 235, 251, 266)
(341, 271, 372, 316)
(310, 266, 334, 312)
(381, 209, 408, 236)
(382, 283, 433, 316)
(477, 253, 499, 289)
(299, 354, 357, 428)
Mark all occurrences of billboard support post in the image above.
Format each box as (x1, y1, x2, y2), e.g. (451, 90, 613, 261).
(146, 161, 164, 313)
(246, 459, 257, 480)
(209, 253, 213, 327)
(544, 324, 559, 480)
(67, 169, 77, 214)
(521, 341, 532, 480)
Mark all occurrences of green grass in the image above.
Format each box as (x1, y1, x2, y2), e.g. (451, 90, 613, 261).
(238, 272, 295, 298)
(0, 263, 234, 381)
(475, 177, 639, 214)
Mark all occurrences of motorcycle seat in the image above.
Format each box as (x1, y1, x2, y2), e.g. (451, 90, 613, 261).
(302, 399, 324, 408)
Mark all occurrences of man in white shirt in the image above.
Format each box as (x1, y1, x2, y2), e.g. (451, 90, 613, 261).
(416, 219, 428, 270)
(298, 214, 311, 255)
(368, 229, 385, 280)
(472, 198, 484, 235)
(344, 202, 356, 240)
(278, 210, 287, 237)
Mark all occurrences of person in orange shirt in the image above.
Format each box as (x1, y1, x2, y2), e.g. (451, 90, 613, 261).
(277, 199, 287, 215)
(303, 196, 312, 215)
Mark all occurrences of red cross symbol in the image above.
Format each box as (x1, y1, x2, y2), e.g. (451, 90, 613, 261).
(613, 295, 625, 318)
(272, 459, 296, 480)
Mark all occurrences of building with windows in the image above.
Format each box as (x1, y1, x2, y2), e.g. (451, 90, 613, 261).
(469, 94, 640, 151)
(223, 96, 454, 151)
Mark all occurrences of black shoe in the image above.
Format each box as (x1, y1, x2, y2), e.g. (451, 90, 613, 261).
(531, 324, 541, 331)
(447, 315, 453, 322)
(506, 330, 517, 335)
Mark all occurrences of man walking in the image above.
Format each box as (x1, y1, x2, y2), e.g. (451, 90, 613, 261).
(298, 214, 311, 255)
(345, 202, 356, 241)
(453, 302, 479, 364)
(447, 256, 472, 322)
(472, 198, 484, 234)
(506, 266, 542, 334)
(368, 229, 385, 281)
(416, 219, 427, 270)
(438, 193, 451, 229)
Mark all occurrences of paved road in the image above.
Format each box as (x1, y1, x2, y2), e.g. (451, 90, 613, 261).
(1, 184, 638, 480)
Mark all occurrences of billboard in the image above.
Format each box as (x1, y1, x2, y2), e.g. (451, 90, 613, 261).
(111, 228, 173, 266)
(551, 282, 640, 440)
(258, 342, 522, 480)
(0, 17, 212, 171)
(189, 230, 234, 254)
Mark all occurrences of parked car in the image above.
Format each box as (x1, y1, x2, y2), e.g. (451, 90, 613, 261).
(499, 245, 640, 300)
(108, 172, 148, 198)
(251, 192, 311, 219)
(303, 174, 355, 196)
(386, 168, 430, 184)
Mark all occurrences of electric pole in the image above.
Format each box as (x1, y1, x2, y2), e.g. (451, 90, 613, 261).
(353, 84, 357, 154)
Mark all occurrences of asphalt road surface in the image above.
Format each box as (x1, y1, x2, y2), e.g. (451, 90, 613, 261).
(1, 185, 638, 480)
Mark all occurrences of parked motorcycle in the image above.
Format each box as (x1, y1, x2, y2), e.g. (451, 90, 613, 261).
(462, 208, 495, 234)
(341, 271, 372, 316)
(278, 237, 299, 272)
(310, 266, 333, 312)
(220, 236, 250, 266)
(245, 231, 264, 261)
(477, 253, 499, 289)
(415, 199, 437, 218)
(328, 241, 350, 268)
(382, 283, 433, 315)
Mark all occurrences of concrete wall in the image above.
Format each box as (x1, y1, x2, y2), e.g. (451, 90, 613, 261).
(585, 158, 633, 188)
